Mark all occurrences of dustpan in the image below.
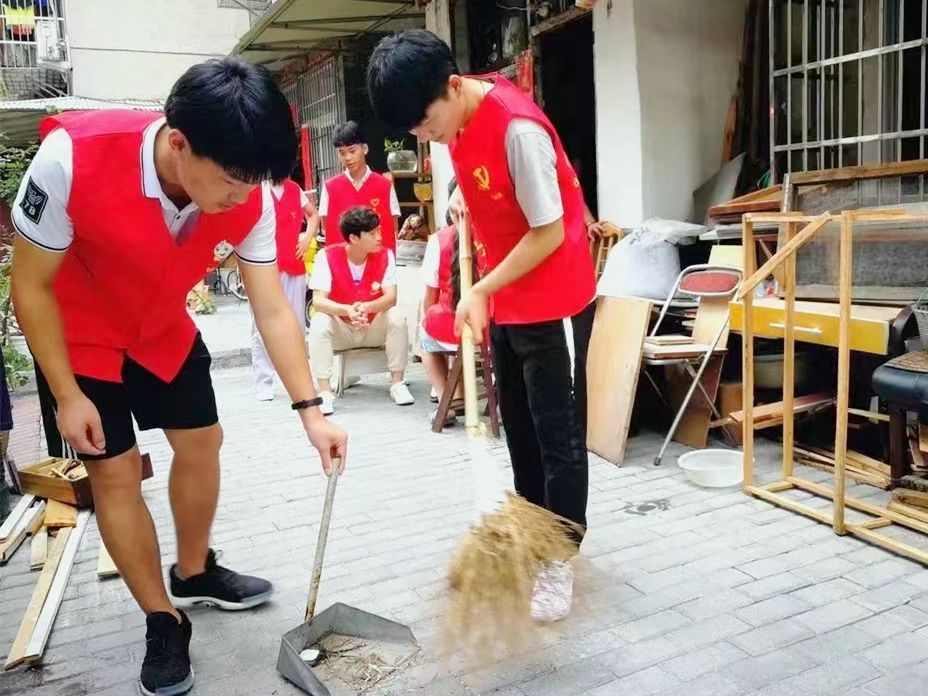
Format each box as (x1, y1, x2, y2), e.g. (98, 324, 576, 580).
(277, 460, 418, 696)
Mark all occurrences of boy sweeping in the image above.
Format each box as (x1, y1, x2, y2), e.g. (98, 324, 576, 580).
(368, 29, 596, 621)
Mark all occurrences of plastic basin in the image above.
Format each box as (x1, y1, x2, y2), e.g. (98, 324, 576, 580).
(678, 449, 744, 488)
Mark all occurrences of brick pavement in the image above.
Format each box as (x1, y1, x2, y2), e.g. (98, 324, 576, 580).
(3, 361, 928, 696)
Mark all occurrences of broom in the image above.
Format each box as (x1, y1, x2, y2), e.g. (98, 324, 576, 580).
(443, 208, 581, 660)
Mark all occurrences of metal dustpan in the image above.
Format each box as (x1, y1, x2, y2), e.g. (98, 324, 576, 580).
(277, 461, 418, 696)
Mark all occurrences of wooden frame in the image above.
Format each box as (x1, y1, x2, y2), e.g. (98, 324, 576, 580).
(741, 210, 928, 566)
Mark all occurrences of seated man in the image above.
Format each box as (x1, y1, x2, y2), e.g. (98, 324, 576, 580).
(308, 206, 414, 413)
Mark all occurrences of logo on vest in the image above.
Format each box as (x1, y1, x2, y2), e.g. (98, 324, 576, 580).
(371, 282, 382, 295)
(473, 166, 491, 192)
(370, 198, 380, 208)
(20, 178, 48, 225)
(572, 177, 580, 188)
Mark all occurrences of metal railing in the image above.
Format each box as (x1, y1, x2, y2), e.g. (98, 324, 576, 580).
(0, 0, 69, 100)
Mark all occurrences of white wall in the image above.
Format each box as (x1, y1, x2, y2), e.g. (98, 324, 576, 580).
(593, 0, 745, 226)
(635, 0, 746, 221)
(66, 0, 252, 101)
(592, 0, 645, 228)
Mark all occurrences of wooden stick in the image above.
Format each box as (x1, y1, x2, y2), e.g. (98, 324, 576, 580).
(742, 218, 755, 488)
(0, 494, 36, 541)
(887, 501, 928, 526)
(782, 221, 797, 478)
(832, 211, 853, 535)
(4, 529, 71, 670)
(26, 503, 46, 536)
(745, 485, 833, 524)
(0, 504, 44, 564)
(97, 539, 119, 579)
(29, 527, 48, 571)
(24, 510, 90, 662)
(848, 407, 890, 422)
(789, 159, 928, 184)
(737, 213, 832, 299)
(848, 525, 928, 566)
(763, 481, 796, 493)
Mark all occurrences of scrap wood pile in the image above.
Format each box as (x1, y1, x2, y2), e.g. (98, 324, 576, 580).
(707, 184, 783, 225)
(1, 456, 137, 669)
(793, 445, 892, 490)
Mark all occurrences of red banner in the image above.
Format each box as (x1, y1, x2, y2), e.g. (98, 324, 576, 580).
(516, 49, 534, 102)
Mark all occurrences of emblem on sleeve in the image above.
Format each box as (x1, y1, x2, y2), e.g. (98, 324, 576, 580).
(20, 178, 49, 224)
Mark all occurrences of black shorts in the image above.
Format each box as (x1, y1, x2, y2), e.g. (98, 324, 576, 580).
(35, 333, 218, 461)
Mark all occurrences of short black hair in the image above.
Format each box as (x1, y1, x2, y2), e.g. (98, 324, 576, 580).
(446, 176, 458, 226)
(333, 121, 365, 148)
(165, 57, 296, 184)
(367, 30, 458, 132)
(339, 206, 380, 242)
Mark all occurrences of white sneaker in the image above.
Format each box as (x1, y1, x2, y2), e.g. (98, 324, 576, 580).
(319, 391, 335, 415)
(344, 375, 361, 389)
(254, 384, 274, 402)
(430, 387, 439, 403)
(390, 382, 415, 406)
(530, 561, 574, 622)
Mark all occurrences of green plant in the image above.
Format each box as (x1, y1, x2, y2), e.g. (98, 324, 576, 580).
(384, 137, 409, 154)
(0, 139, 38, 206)
(0, 245, 31, 390)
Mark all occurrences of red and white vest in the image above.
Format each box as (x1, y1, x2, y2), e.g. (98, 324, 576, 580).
(422, 226, 458, 346)
(37, 110, 263, 383)
(323, 171, 397, 255)
(449, 76, 596, 324)
(273, 179, 306, 276)
(325, 243, 390, 324)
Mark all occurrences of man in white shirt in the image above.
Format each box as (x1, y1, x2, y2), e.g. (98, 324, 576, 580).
(308, 206, 413, 414)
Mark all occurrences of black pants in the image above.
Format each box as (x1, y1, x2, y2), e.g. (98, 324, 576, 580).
(490, 302, 595, 546)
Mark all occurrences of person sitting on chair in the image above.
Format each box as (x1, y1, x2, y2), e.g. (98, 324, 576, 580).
(308, 206, 414, 414)
(419, 177, 479, 426)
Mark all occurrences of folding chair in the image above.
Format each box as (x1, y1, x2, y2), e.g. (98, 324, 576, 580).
(643, 264, 743, 465)
(589, 223, 625, 280)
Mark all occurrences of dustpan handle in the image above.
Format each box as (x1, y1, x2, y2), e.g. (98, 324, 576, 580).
(457, 210, 480, 433)
(305, 459, 340, 621)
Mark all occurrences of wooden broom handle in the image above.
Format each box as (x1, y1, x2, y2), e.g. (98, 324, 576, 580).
(457, 210, 480, 434)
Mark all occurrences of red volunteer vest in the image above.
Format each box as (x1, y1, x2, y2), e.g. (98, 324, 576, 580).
(449, 76, 596, 324)
(39, 110, 263, 383)
(422, 226, 458, 345)
(274, 179, 306, 276)
(325, 244, 390, 323)
(323, 171, 397, 254)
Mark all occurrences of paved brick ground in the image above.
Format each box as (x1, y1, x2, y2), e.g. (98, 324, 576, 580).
(4, 345, 928, 695)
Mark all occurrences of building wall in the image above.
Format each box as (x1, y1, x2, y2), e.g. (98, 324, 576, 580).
(594, 0, 746, 226)
(66, 0, 252, 101)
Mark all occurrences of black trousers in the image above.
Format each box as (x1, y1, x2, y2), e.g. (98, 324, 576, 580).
(490, 302, 595, 546)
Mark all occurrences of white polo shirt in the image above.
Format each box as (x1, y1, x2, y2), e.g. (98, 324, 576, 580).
(12, 116, 278, 265)
(317, 166, 401, 219)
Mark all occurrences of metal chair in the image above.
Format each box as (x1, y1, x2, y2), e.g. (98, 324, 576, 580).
(644, 264, 743, 465)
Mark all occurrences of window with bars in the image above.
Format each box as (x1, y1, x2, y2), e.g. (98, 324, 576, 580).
(770, 0, 928, 182)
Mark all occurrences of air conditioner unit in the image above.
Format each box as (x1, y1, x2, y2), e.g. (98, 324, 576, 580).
(36, 19, 64, 63)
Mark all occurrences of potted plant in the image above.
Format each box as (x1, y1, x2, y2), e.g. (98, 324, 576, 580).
(385, 137, 417, 173)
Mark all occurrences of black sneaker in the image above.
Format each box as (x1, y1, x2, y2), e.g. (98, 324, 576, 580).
(139, 610, 194, 696)
(168, 549, 273, 610)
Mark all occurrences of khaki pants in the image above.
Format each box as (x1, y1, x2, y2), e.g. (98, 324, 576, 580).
(308, 306, 409, 380)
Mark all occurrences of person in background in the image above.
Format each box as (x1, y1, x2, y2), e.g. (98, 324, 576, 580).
(308, 206, 414, 414)
(368, 29, 597, 623)
(251, 177, 320, 400)
(319, 122, 401, 255)
(419, 176, 476, 426)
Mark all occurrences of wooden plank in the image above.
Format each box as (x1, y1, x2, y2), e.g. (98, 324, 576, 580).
(530, 4, 590, 37)
(586, 297, 651, 465)
(849, 525, 928, 566)
(708, 243, 744, 272)
(708, 185, 783, 217)
(44, 499, 78, 528)
(4, 529, 71, 670)
(892, 488, 928, 510)
(833, 212, 854, 535)
(848, 407, 890, 422)
(645, 334, 693, 346)
(26, 503, 46, 536)
(643, 342, 714, 360)
(29, 527, 48, 571)
(0, 504, 45, 564)
(737, 213, 832, 299)
(718, 382, 744, 445)
(742, 219, 756, 488)
(745, 485, 833, 524)
(920, 423, 928, 453)
(789, 158, 928, 185)
(782, 221, 797, 478)
(0, 494, 36, 541)
(97, 539, 119, 578)
(887, 501, 928, 526)
(24, 511, 90, 663)
(729, 392, 834, 423)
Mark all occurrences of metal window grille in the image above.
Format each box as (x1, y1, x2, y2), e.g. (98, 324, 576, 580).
(770, 0, 928, 182)
(0, 0, 69, 100)
(283, 55, 347, 190)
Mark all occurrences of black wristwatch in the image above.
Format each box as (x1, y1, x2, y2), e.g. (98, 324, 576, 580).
(291, 397, 324, 411)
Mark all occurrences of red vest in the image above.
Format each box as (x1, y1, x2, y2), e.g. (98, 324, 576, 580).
(39, 110, 263, 383)
(449, 76, 596, 324)
(274, 179, 306, 276)
(422, 226, 457, 346)
(323, 171, 397, 254)
(325, 244, 390, 323)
